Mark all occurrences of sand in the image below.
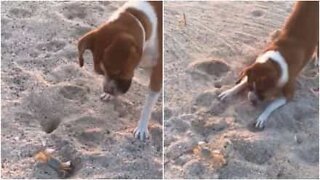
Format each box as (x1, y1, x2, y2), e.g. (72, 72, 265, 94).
(164, 1, 319, 179)
(1, 1, 162, 178)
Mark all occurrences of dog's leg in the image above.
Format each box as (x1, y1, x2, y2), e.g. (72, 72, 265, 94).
(134, 57, 162, 141)
(218, 76, 248, 101)
(255, 97, 287, 128)
(134, 90, 160, 141)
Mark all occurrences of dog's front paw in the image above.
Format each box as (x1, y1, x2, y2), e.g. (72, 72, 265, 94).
(100, 93, 112, 101)
(133, 126, 149, 141)
(218, 89, 233, 101)
(255, 116, 266, 129)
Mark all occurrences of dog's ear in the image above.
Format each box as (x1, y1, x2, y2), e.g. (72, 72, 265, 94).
(77, 30, 96, 67)
(236, 67, 251, 84)
(103, 34, 139, 66)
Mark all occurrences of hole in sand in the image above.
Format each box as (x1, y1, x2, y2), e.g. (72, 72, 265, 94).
(191, 59, 230, 77)
(251, 10, 264, 17)
(59, 85, 87, 100)
(233, 139, 274, 165)
(9, 8, 33, 18)
(40, 118, 61, 133)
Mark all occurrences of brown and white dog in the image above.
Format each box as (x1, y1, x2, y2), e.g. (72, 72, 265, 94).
(77, 1, 162, 140)
(219, 1, 319, 129)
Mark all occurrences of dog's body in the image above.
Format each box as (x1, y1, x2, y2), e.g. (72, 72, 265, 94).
(78, 1, 162, 140)
(219, 2, 319, 128)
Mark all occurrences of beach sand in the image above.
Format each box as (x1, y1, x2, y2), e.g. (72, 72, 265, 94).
(1, 1, 162, 178)
(164, 1, 319, 178)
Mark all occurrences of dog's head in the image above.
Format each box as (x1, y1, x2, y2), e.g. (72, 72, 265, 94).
(238, 61, 281, 105)
(77, 27, 141, 96)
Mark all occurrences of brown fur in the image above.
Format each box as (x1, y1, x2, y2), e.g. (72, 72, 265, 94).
(242, 1, 319, 101)
(77, 1, 162, 92)
(149, 1, 163, 92)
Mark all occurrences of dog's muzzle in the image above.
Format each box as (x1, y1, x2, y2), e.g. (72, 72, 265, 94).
(103, 78, 132, 96)
(248, 91, 259, 106)
(115, 78, 132, 94)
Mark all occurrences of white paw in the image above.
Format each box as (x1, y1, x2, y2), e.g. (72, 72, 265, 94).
(133, 126, 149, 141)
(100, 93, 112, 101)
(255, 116, 266, 129)
(218, 89, 234, 101)
(313, 57, 319, 67)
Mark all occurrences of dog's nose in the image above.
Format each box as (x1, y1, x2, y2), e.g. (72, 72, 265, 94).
(107, 88, 114, 95)
(103, 85, 115, 95)
(248, 91, 259, 106)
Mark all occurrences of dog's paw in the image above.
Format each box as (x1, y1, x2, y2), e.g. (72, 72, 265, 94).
(133, 126, 149, 141)
(255, 116, 266, 129)
(100, 93, 112, 101)
(218, 89, 233, 101)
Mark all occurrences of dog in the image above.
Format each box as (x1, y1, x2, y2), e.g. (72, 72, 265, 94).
(77, 1, 162, 141)
(218, 1, 319, 129)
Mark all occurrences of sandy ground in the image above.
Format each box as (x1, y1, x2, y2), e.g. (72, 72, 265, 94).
(1, 1, 162, 178)
(164, 1, 319, 179)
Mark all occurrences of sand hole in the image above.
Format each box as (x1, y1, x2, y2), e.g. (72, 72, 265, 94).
(40, 118, 61, 133)
(2, 32, 12, 40)
(61, 3, 87, 20)
(209, 101, 228, 116)
(193, 91, 215, 107)
(99, 1, 111, 6)
(218, 159, 265, 178)
(36, 40, 66, 52)
(190, 59, 230, 77)
(251, 10, 264, 17)
(191, 117, 228, 136)
(183, 160, 205, 178)
(9, 8, 33, 18)
(233, 139, 274, 165)
(247, 120, 265, 132)
(59, 85, 88, 100)
(297, 145, 319, 164)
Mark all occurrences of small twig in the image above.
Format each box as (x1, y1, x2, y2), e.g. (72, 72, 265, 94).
(183, 13, 187, 26)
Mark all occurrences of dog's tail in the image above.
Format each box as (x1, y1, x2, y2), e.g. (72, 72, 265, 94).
(77, 30, 95, 67)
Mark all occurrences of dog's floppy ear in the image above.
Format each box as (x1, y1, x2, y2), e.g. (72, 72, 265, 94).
(236, 67, 251, 84)
(77, 30, 96, 67)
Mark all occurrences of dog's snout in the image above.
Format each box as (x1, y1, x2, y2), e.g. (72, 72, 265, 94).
(103, 77, 132, 96)
(248, 91, 259, 106)
(103, 80, 115, 95)
(106, 87, 114, 95)
(116, 79, 132, 94)
(103, 84, 115, 95)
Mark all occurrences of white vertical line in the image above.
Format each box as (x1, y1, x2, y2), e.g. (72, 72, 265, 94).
(161, 1, 165, 179)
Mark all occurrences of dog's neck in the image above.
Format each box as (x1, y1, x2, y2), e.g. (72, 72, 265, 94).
(126, 12, 146, 49)
(256, 50, 289, 87)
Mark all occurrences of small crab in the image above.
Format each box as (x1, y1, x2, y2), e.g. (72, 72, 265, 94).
(34, 148, 74, 178)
